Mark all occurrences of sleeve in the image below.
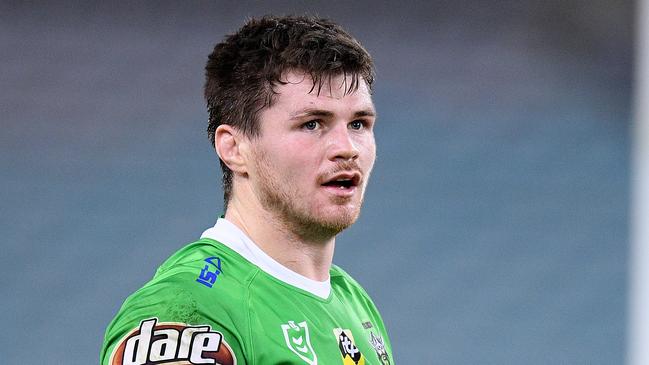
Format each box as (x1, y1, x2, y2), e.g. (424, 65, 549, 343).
(100, 268, 249, 365)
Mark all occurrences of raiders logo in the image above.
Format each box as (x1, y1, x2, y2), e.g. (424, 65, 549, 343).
(109, 318, 236, 365)
(369, 332, 390, 365)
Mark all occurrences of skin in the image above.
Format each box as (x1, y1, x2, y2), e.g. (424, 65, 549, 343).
(214, 70, 376, 281)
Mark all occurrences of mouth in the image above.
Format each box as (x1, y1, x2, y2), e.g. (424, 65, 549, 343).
(320, 172, 361, 191)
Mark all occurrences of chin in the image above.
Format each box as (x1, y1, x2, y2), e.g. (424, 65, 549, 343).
(314, 206, 361, 232)
(271, 192, 365, 238)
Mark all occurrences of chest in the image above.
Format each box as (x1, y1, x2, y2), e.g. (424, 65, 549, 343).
(245, 290, 391, 365)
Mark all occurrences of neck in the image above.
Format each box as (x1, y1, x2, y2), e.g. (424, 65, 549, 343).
(224, 193, 335, 282)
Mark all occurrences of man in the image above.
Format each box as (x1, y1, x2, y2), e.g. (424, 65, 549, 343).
(101, 15, 393, 365)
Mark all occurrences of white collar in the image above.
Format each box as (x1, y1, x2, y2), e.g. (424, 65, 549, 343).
(200, 218, 331, 299)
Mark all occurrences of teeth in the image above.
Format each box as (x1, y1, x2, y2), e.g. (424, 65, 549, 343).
(323, 176, 356, 189)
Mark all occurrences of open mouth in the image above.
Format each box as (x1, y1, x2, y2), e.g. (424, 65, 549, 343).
(322, 179, 355, 189)
(321, 173, 361, 190)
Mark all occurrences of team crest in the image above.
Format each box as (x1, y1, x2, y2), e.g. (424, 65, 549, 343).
(281, 320, 317, 365)
(109, 317, 236, 365)
(369, 331, 391, 365)
(333, 328, 365, 365)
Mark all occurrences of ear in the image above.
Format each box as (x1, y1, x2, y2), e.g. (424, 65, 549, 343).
(214, 125, 249, 174)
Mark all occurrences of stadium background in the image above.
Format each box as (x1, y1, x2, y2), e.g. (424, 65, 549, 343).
(0, 1, 631, 363)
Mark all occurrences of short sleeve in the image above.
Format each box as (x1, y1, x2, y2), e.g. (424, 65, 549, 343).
(100, 268, 248, 365)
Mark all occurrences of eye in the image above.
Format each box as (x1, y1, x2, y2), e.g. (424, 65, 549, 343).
(349, 120, 364, 130)
(303, 120, 320, 130)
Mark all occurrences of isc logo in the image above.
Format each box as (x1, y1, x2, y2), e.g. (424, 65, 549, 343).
(110, 318, 236, 365)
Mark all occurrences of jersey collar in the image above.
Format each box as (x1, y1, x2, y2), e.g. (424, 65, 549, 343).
(200, 218, 331, 299)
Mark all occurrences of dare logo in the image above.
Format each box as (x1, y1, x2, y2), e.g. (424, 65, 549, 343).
(109, 318, 236, 365)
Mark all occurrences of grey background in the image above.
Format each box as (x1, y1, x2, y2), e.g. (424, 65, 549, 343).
(1, 1, 631, 363)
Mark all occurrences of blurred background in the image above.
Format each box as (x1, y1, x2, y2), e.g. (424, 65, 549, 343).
(1, 1, 631, 363)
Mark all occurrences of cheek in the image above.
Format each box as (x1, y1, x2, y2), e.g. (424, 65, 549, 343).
(359, 136, 377, 169)
(265, 140, 317, 179)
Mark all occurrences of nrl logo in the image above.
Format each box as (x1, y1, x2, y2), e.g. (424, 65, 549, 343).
(281, 320, 317, 365)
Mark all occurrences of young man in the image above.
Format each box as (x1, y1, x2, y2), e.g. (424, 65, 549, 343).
(101, 15, 393, 365)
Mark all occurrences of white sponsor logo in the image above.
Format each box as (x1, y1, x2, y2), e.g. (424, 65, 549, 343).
(110, 318, 236, 365)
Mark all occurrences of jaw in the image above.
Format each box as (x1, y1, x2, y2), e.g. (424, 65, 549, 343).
(311, 189, 364, 227)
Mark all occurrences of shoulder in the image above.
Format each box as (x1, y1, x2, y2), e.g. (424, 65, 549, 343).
(155, 237, 260, 296)
(139, 238, 257, 313)
(101, 238, 255, 365)
(156, 238, 253, 281)
(330, 264, 367, 292)
(330, 264, 376, 303)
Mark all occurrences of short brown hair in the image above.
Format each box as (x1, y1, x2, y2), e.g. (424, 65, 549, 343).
(204, 15, 375, 207)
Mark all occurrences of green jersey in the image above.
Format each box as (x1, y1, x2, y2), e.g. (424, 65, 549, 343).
(101, 218, 393, 365)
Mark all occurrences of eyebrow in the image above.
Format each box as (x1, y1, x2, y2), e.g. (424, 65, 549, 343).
(289, 108, 377, 120)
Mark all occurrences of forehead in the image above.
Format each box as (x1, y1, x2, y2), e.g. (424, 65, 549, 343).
(268, 70, 374, 114)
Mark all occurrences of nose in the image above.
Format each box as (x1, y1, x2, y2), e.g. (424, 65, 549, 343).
(327, 124, 360, 161)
